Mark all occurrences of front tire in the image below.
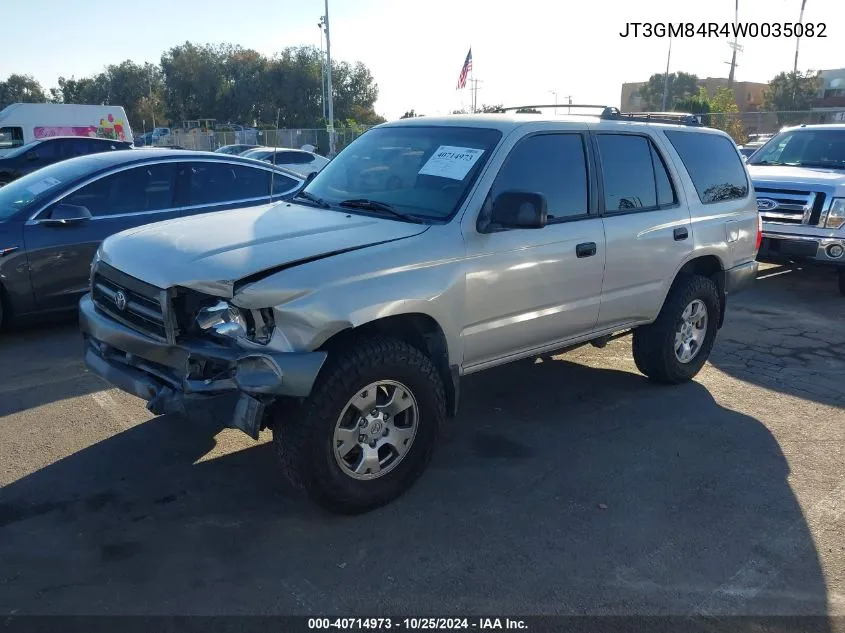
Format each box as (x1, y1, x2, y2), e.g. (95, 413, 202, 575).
(273, 336, 445, 514)
(632, 274, 720, 384)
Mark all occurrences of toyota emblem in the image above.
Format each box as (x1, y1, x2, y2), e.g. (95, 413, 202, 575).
(114, 290, 127, 311)
(756, 198, 778, 211)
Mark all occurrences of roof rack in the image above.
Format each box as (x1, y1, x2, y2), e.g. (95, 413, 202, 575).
(500, 104, 609, 113)
(600, 108, 703, 126)
(498, 105, 703, 126)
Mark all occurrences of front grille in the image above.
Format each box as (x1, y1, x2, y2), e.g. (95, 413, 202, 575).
(754, 187, 817, 225)
(91, 262, 170, 342)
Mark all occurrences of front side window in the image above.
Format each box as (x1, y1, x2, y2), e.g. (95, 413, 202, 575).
(187, 163, 271, 206)
(303, 125, 502, 222)
(62, 163, 179, 217)
(664, 130, 749, 204)
(490, 133, 589, 220)
(0, 126, 24, 150)
(747, 128, 845, 169)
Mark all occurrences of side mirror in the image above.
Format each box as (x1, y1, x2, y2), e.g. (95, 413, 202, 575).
(41, 203, 93, 226)
(489, 191, 548, 230)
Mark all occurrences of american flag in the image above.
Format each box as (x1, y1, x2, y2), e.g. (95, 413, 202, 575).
(456, 48, 472, 90)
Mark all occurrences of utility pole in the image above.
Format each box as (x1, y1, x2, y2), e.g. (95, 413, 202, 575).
(661, 37, 672, 111)
(726, 0, 743, 87)
(470, 79, 483, 113)
(793, 0, 807, 74)
(549, 90, 558, 115)
(324, 0, 335, 156)
(565, 95, 572, 114)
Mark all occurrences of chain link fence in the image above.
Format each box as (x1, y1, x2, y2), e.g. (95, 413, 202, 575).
(156, 127, 372, 154)
(703, 110, 845, 144)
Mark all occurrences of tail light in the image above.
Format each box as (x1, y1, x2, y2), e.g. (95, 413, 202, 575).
(755, 213, 763, 250)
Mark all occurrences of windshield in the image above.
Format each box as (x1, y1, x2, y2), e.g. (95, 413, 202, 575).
(302, 125, 502, 221)
(748, 128, 845, 168)
(0, 158, 95, 220)
(243, 149, 273, 160)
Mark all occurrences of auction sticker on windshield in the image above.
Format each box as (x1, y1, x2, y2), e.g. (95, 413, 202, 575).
(418, 146, 484, 180)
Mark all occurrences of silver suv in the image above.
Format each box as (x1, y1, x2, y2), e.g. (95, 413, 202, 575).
(745, 124, 845, 294)
(79, 107, 760, 513)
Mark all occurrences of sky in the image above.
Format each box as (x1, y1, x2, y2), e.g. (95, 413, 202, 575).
(1, 0, 842, 121)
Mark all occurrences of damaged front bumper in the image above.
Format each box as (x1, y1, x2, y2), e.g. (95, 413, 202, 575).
(79, 293, 327, 439)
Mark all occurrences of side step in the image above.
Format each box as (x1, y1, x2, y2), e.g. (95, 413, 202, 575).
(590, 330, 633, 349)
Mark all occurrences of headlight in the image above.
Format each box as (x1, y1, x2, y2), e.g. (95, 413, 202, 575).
(196, 301, 275, 345)
(824, 198, 845, 230)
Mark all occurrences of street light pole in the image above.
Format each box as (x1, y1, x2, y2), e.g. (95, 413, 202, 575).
(324, 0, 336, 157)
(318, 18, 326, 120)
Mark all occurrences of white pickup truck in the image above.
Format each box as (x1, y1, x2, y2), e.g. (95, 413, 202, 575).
(746, 124, 845, 294)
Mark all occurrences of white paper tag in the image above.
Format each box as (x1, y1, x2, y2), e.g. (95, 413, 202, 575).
(26, 177, 62, 196)
(417, 146, 484, 181)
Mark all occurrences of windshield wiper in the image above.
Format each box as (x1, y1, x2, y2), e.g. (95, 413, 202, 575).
(293, 190, 331, 209)
(338, 199, 425, 224)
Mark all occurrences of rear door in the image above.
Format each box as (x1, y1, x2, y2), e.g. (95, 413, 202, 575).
(592, 130, 694, 330)
(24, 161, 181, 312)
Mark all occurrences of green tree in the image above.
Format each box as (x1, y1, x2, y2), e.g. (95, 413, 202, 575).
(478, 104, 504, 113)
(710, 87, 745, 144)
(400, 110, 420, 118)
(639, 72, 699, 110)
(0, 74, 47, 109)
(764, 70, 820, 126)
(515, 107, 541, 114)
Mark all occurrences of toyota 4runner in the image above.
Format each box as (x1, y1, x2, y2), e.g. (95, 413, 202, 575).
(79, 107, 760, 513)
(745, 123, 845, 294)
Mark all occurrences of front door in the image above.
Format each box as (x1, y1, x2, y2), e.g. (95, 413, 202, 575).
(24, 162, 182, 312)
(461, 131, 606, 370)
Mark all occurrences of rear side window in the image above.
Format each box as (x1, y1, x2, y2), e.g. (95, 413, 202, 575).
(187, 162, 271, 206)
(597, 134, 678, 212)
(664, 130, 749, 204)
(0, 126, 24, 149)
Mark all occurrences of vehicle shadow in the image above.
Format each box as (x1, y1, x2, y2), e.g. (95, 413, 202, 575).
(0, 357, 831, 620)
(709, 262, 845, 410)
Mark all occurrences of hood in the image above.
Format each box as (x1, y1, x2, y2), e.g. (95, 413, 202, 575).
(747, 164, 845, 194)
(99, 201, 429, 296)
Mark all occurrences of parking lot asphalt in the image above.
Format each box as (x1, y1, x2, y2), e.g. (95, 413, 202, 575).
(0, 263, 843, 617)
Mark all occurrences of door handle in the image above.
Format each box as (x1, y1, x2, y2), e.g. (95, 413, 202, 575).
(576, 242, 597, 258)
(673, 227, 689, 241)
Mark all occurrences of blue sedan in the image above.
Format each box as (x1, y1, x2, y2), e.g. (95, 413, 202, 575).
(0, 149, 304, 327)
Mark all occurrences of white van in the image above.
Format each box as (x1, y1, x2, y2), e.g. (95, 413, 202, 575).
(0, 103, 134, 157)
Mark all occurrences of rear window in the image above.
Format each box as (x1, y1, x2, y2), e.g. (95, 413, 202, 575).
(664, 130, 749, 204)
(0, 126, 24, 150)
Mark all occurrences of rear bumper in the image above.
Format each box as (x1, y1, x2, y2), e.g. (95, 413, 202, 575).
(79, 293, 327, 438)
(758, 231, 845, 266)
(724, 260, 758, 295)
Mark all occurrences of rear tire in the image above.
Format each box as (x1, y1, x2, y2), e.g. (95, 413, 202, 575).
(632, 274, 720, 385)
(273, 335, 445, 514)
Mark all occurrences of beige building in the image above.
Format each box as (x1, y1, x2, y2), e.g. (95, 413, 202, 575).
(620, 78, 768, 113)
